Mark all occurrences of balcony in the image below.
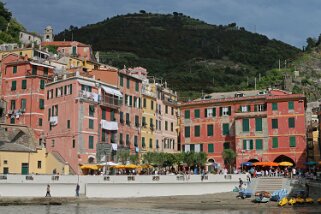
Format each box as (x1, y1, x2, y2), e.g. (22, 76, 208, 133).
(78, 90, 99, 103)
(234, 111, 267, 119)
(163, 97, 178, 106)
(100, 94, 122, 109)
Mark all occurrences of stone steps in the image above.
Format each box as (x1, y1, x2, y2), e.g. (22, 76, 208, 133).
(254, 177, 285, 193)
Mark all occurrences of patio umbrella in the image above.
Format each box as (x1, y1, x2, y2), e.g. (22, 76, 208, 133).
(241, 162, 253, 167)
(80, 164, 102, 170)
(304, 161, 317, 166)
(253, 162, 279, 167)
(125, 164, 138, 169)
(112, 164, 126, 169)
(278, 161, 293, 167)
(98, 162, 118, 166)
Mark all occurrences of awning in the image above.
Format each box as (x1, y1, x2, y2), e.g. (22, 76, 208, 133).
(100, 120, 118, 130)
(80, 164, 102, 170)
(77, 79, 95, 87)
(101, 85, 123, 97)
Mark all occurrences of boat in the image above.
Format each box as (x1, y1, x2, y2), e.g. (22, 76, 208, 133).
(305, 197, 314, 204)
(278, 197, 288, 206)
(255, 191, 271, 203)
(296, 197, 305, 204)
(288, 198, 296, 205)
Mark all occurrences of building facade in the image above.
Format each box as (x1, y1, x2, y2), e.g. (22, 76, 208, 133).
(180, 89, 306, 168)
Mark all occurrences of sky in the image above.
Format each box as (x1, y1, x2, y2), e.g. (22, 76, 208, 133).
(4, 0, 321, 48)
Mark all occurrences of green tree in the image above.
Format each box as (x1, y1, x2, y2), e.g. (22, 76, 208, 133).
(129, 154, 139, 165)
(116, 149, 130, 164)
(222, 149, 236, 173)
(142, 152, 154, 164)
(183, 151, 195, 167)
(194, 152, 207, 166)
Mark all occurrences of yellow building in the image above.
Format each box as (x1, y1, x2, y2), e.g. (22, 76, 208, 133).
(0, 124, 71, 175)
(141, 80, 157, 153)
(0, 48, 49, 61)
(313, 130, 320, 161)
(58, 56, 99, 71)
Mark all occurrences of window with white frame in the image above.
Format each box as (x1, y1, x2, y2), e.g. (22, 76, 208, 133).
(241, 106, 249, 112)
(206, 108, 213, 117)
(222, 107, 229, 116)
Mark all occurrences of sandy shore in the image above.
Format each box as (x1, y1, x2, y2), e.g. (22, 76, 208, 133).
(0, 192, 319, 212)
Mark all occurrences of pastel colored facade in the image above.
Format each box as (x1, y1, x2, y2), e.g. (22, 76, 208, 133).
(57, 56, 99, 71)
(0, 48, 50, 61)
(155, 83, 179, 153)
(90, 66, 118, 87)
(41, 41, 94, 61)
(180, 89, 306, 168)
(117, 68, 142, 154)
(0, 54, 54, 140)
(44, 72, 122, 174)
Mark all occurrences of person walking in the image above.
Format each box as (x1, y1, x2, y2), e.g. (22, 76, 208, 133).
(45, 184, 51, 197)
(76, 183, 80, 197)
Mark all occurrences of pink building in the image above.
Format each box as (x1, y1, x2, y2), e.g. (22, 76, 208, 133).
(44, 72, 122, 174)
(1, 53, 54, 140)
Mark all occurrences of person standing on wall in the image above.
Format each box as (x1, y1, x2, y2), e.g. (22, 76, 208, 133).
(76, 183, 80, 197)
(45, 184, 51, 197)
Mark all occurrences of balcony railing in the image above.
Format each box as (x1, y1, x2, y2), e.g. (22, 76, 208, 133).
(100, 94, 122, 109)
(234, 111, 267, 119)
(78, 90, 99, 103)
(142, 89, 156, 98)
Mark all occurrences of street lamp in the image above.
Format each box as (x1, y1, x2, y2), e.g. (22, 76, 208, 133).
(241, 150, 245, 173)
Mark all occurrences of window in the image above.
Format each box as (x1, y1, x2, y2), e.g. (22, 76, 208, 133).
(243, 140, 253, 150)
(89, 136, 94, 149)
(126, 113, 130, 125)
(254, 104, 266, 112)
(11, 100, 16, 110)
(134, 135, 138, 147)
(290, 136, 296, 147)
(207, 124, 213, 136)
(135, 81, 139, 91)
(22, 80, 27, 89)
(220, 106, 231, 116)
(111, 110, 115, 121)
(194, 125, 200, 137)
(67, 120, 70, 129)
(149, 139, 152, 148)
(72, 139, 75, 148)
(171, 107, 174, 115)
(89, 119, 94, 129)
(39, 99, 44, 109)
(38, 118, 43, 126)
(44, 67, 48, 76)
(288, 101, 294, 110)
(89, 105, 95, 117)
(272, 137, 278, 148)
(223, 142, 230, 149)
(240, 105, 251, 112)
(126, 77, 130, 89)
(205, 108, 216, 117)
(272, 103, 278, 111)
(185, 110, 190, 119)
(194, 109, 200, 118)
(32, 65, 37, 75)
(102, 109, 106, 120)
(13, 66, 17, 74)
(40, 80, 45, 89)
(222, 123, 229, 135)
(156, 140, 159, 149)
(165, 121, 168, 130)
(11, 81, 16, 91)
(165, 105, 168, 114)
(150, 118, 154, 129)
(126, 134, 130, 146)
(272, 119, 278, 129)
(120, 76, 123, 86)
(142, 137, 146, 148)
(135, 115, 139, 127)
(37, 161, 42, 169)
(10, 117, 15, 124)
(151, 100, 154, 110)
(72, 46, 77, 55)
(256, 139, 263, 150)
(208, 144, 214, 153)
(21, 99, 26, 110)
(288, 117, 295, 128)
(255, 118, 262, 131)
(142, 116, 146, 126)
(185, 126, 190, 138)
(143, 98, 146, 108)
(171, 122, 173, 132)
(242, 118, 250, 132)
(52, 139, 55, 147)
(120, 112, 124, 123)
(119, 133, 123, 145)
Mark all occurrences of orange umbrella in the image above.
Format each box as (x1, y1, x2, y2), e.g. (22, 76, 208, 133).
(253, 162, 279, 167)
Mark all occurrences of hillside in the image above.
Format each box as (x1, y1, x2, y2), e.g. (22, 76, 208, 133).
(55, 12, 300, 100)
(0, 1, 25, 44)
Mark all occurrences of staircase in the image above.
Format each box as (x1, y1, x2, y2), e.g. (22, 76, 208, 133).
(252, 177, 287, 193)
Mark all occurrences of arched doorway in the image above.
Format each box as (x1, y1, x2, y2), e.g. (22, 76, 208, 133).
(248, 159, 259, 163)
(274, 155, 295, 166)
(208, 158, 215, 163)
(88, 157, 95, 163)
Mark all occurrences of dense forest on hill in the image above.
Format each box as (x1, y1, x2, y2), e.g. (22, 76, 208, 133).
(0, 2, 24, 44)
(52, 12, 302, 99)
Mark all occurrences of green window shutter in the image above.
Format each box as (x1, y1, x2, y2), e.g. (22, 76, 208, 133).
(21, 99, 26, 109)
(204, 109, 207, 117)
(70, 84, 72, 94)
(272, 103, 278, 111)
(223, 123, 229, 135)
(143, 98, 146, 108)
(194, 109, 200, 118)
(213, 107, 216, 117)
(250, 140, 253, 150)
(102, 109, 106, 120)
(288, 101, 294, 110)
(40, 80, 45, 89)
(242, 118, 250, 132)
(89, 136, 94, 149)
(44, 67, 48, 76)
(39, 99, 44, 109)
(13, 66, 17, 74)
(134, 135, 138, 147)
(254, 105, 258, 112)
(208, 144, 214, 153)
(190, 144, 195, 151)
(89, 119, 94, 129)
(195, 125, 200, 137)
(67, 120, 70, 129)
(135, 115, 139, 125)
(142, 137, 145, 148)
(72, 46, 77, 55)
(290, 136, 296, 147)
(111, 110, 115, 121)
(135, 81, 139, 91)
(120, 76, 123, 86)
(22, 80, 27, 89)
(228, 106, 231, 115)
(89, 105, 95, 116)
(220, 107, 223, 116)
(223, 142, 230, 149)
(32, 65, 37, 75)
(207, 124, 213, 136)
(247, 105, 251, 112)
(255, 118, 263, 131)
(272, 137, 278, 148)
(272, 119, 278, 129)
(11, 81, 16, 91)
(243, 140, 247, 150)
(288, 117, 295, 128)
(256, 139, 263, 150)
(185, 126, 190, 138)
(126, 134, 130, 145)
(120, 112, 123, 121)
(129, 96, 132, 106)
(185, 110, 190, 119)
(39, 118, 43, 126)
(149, 139, 153, 148)
(126, 77, 130, 89)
